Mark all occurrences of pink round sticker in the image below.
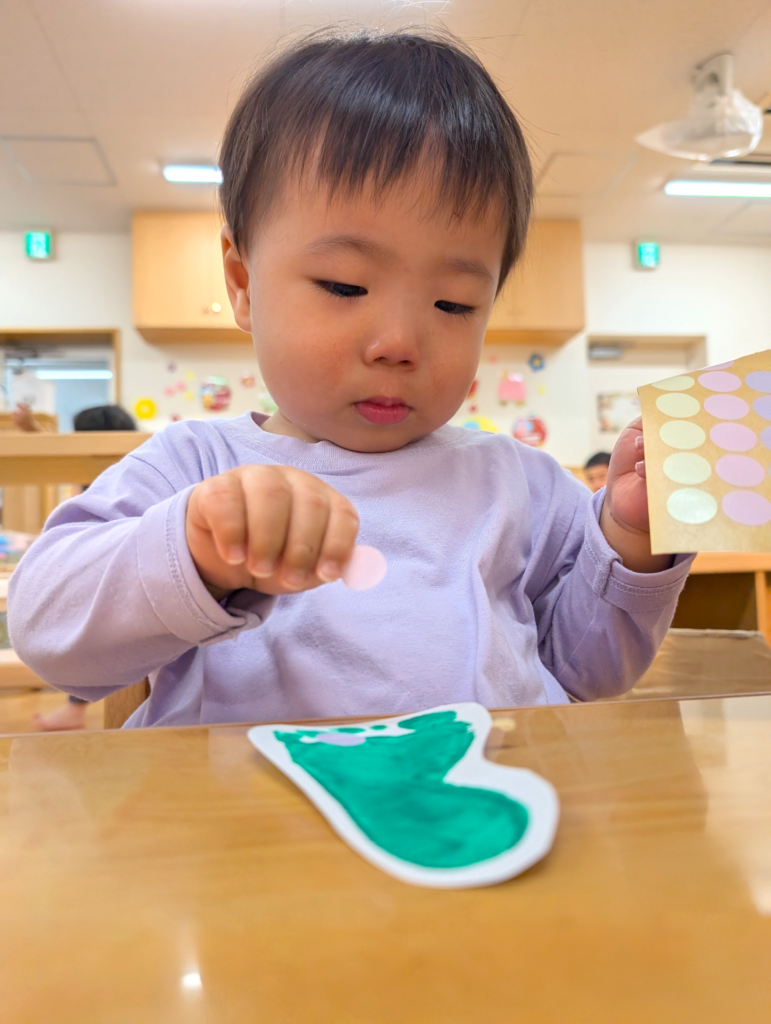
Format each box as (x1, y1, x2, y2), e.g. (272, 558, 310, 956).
(715, 455, 765, 487)
(703, 394, 749, 420)
(698, 371, 742, 392)
(722, 491, 771, 527)
(342, 545, 388, 591)
(709, 423, 757, 452)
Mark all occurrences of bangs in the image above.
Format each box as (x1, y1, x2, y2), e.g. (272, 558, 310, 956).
(220, 31, 533, 286)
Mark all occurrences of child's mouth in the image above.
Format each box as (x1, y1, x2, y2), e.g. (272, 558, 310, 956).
(355, 397, 411, 425)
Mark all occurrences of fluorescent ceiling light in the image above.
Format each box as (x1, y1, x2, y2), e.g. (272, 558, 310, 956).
(36, 369, 113, 380)
(665, 179, 771, 198)
(163, 164, 222, 184)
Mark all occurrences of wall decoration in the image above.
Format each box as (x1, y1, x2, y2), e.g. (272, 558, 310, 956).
(597, 392, 641, 434)
(528, 353, 546, 372)
(497, 372, 527, 406)
(463, 415, 500, 433)
(184, 390, 194, 402)
(468, 404, 479, 414)
(185, 370, 196, 382)
(170, 413, 182, 423)
(639, 351, 771, 553)
(166, 361, 177, 373)
(176, 381, 186, 393)
(537, 385, 547, 396)
(248, 703, 559, 888)
(240, 371, 256, 389)
(163, 386, 176, 398)
(133, 398, 157, 421)
(512, 414, 547, 447)
(200, 376, 232, 412)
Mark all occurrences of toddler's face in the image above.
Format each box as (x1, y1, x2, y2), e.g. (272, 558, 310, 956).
(223, 175, 504, 452)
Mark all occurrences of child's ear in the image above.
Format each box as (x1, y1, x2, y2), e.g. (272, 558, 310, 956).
(221, 226, 252, 334)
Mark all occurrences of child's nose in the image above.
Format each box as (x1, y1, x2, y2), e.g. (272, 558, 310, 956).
(363, 322, 421, 368)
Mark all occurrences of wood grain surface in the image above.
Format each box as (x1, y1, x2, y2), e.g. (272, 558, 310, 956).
(1, 694, 770, 1023)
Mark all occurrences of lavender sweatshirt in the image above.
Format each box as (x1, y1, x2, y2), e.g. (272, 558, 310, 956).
(8, 413, 691, 727)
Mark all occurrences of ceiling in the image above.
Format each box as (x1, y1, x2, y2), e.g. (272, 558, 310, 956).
(2, 0, 771, 243)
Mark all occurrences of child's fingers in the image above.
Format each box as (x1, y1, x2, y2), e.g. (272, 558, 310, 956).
(194, 473, 249, 566)
(316, 495, 360, 583)
(240, 466, 292, 577)
(278, 477, 333, 589)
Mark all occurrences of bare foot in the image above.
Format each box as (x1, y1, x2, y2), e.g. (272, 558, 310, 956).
(34, 701, 88, 732)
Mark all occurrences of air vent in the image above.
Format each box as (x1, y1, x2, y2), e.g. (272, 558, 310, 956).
(0, 136, 115, 186)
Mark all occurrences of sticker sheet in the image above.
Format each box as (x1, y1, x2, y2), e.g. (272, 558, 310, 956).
(248, 703, 559, 889)
(639, 350, 771, 554)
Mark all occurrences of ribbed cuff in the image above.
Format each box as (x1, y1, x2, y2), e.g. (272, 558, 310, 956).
(577, 489, 695, 613)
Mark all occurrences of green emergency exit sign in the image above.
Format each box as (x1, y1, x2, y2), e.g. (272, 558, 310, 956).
(25, 230, 53, 260)
(634, 240, 660, 270)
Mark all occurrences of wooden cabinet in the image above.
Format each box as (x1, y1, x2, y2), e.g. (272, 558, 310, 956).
(485, 220, 584, 346)
(132, 212, 250, 343)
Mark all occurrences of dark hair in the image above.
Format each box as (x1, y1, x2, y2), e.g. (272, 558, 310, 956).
(584, 451, 611, 469)
(73, 405, 137, 432)
(219, 30, 533, 288)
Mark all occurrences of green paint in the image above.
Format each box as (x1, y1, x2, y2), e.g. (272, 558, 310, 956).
(275, 710, 528, 869)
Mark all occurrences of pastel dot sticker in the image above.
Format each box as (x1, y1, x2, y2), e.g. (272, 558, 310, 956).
(762, 426, 771, 450)
(666, 488, 718, 525)
(342, 545, 388, 591)
(703, 394, 749, 420)
(722, 491, 771, 527)
(715, 455, 765, 488)
(697, 371, 742, 392)
(753, 396, 771, 420)
(652, 375, 695, 392)
(745, 371, 771, 393)
(708, 361, 734, 370)
(659, 420, 706, 450)
(655, 393, 700, 418)
(663, 453, 712, 485)
(709, 423, 757, 452)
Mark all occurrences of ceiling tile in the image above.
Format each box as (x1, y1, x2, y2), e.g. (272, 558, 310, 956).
(713, 202, 771, 237)
(2, 137, 115, 185)
(538, 153, 636, 197)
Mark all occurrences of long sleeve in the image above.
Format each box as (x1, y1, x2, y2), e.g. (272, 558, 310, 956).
(528, 484, 693, 701)
(7, 450, 273, 701)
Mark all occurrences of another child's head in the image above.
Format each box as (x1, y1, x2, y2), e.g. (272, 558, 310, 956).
(584, 451, 611, 492)
(219, 30, 533, 453)
(73, 405, 136, 432)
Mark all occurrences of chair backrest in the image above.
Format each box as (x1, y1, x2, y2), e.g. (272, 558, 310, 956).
(103, 679, 150, 729)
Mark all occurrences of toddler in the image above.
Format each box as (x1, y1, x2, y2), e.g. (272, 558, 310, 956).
(9, 31, 692, 726)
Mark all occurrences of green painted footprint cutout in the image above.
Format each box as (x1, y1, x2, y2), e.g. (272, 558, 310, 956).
(249, 703, 559, 888)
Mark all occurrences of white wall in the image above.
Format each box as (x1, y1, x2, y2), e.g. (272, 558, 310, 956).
(0, 232, 267, 430)
(1, 232, 771, 464)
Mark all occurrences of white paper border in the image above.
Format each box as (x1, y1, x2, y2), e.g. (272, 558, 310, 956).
(248, 702, 560, 889)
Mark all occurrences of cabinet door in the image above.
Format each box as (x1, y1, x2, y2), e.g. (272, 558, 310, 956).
(486, 220, 584, 345)
(133, 212, 239, 333)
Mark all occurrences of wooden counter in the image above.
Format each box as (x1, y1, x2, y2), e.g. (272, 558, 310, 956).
(0, 431, 151, 486)
(2, 694, 771, 1022)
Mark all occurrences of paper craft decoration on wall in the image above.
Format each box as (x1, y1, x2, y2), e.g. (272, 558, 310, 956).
(512, 414, 547, 447)
(248, 703, 559, 889)
(639, 351, 771, 554)
(497, 372, 527, 405)
(133, 398, 156, 420)
(200, 376, 232, 412)
(463, 415, 499, 433)
(597, 392, 641, 434)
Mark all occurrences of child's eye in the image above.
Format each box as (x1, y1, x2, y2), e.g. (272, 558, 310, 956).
(435, 300, 474, 318)
(317, 280, 368, 299)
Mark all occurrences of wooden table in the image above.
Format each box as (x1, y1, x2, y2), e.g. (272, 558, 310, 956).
(2, 694, 771, 1023)
(0, 431, 151, 486)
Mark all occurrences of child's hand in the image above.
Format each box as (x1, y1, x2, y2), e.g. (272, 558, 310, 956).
(186, 466, 360, 597)
(600, 416, 672, 573)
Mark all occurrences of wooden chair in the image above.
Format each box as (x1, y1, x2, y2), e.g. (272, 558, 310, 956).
(103, 679, 150, 729)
